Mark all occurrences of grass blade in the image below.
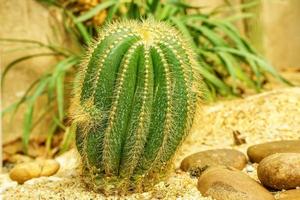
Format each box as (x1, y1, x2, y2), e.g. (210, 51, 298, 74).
(45, 122, 58, 154)
(170, 17, 197, 49)
(215, 47, 293, 85)
(59, 124, 76, 154)
(23, 104, 34, 154)
(22, 78, 50, 152)
(56, 72, 65, 121)
(75, 0, 115, 23)
(198, 61, 232, 95)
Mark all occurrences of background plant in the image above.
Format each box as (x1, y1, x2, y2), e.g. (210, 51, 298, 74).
(1, 0, 290, 154)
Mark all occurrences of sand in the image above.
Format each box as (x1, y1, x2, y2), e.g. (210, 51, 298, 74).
(1, 87, 300, 200)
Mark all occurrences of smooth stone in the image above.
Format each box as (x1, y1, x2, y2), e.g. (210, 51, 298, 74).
(276, 189, 300, 200)
(9, 159, 60, 184)
(247, 140, 300, 163)
(181, 149, 247, 175)
(9, 162, 41, 184)
(8, 154, 33, 164)
(38, 159, 60, 176)
(198, 166, 275, 200)
(257, 153, 300, 190)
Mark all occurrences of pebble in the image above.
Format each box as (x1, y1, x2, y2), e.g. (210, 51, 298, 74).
(9, 159, 60, 184)
(276, 189, 300, 200)
(246, 165, 255, 173)
(257, 153, 300, 190)
(247, 140, 300, 163)
(198, 166, 274, 200)
(9, 162, 41, 184)
(7, 154, 33, 164)
(39, 159, 60, 176)
(181, 149, 247, 176)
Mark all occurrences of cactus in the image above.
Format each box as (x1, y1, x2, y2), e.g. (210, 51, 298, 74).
(70, 19, 202, 194)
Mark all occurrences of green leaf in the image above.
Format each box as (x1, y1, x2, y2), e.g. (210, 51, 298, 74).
(75, 21, 92, 44)
(106, 1, 121, 22)
(2, 76, 48, 119)
(218, 51, 257, 91)
(170, 17, 196, 49)
(75, 0, 116, 23)
(0, 38, 71, 56)
(148, 0, 160, 12)
(215, 47, 293, 86)
(22, 77, 50, 153)
(45, 122, 58, 153)
(56, 72, 65, 121)
(189, 24, 226, 46)
(53, 115, 67, 130)
(23, 104, 34, 154)
(48, 56, 78, 98)
(198, 61, 232, 95)
(167, 0, 204, 9)
(59, 124, 76, 154)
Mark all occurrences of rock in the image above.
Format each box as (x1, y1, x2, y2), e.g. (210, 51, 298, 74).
(181, 149, 247, 176)
(257, 153, 300, 190)
(38, 159, 60, 176)
(7, 154, 33, 164)
(9, 159, 60, 184)
(247, 140, 300, 163)
(198, 166, 274, 200)
(9, 162, 41, 184)
(276, 189, 300, 200)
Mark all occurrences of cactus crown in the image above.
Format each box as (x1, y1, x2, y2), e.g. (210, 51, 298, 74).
(71, 19, 202, 194)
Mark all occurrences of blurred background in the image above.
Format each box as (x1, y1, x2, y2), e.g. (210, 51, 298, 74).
(1, 0, 299, 164)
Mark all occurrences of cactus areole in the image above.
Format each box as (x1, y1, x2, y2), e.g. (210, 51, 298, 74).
(71, 19, 202, 194)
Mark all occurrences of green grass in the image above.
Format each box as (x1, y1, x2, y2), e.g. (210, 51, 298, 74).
(1, 0, 290, 154)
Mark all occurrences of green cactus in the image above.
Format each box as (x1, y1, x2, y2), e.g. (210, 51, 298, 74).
(70, 19, 202, 194)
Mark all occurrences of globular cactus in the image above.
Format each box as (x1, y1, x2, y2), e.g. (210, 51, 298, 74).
(70, 19, 202, 194)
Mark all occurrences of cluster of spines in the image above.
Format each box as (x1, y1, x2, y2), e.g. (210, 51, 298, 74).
(70, 19, 202, 194)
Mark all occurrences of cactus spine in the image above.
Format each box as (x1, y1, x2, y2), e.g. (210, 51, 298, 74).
(71, 19, 202, 194)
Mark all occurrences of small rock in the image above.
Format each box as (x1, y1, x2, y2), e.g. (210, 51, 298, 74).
(8, 154, 33, 164)
(2, 151, 10, 162)
(9, 159, 60, 184)
(181, 149, 247, 176)
(276, 189, 300, 200)
(247, 140, 300, 163)
(232, 130, 246, 145)
(198, 166, 274, 200)
(257, 153, 300, 190)
(9, 162, 41, 184)
(246, 165, 254, 173)
(38, 159, 60, 176)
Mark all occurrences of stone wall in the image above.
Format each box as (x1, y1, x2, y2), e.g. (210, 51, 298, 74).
(261, 0, 300, 69)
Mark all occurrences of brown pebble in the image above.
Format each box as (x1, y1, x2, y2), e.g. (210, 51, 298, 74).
(247, 140, 300, 163)
(257, 153, 300, 190)
(38, 159, 60, 176)
(181, 149, 247, 176)
(8, 154, 33, 164)
(276, 189, 300, 200)
(198, 166, 274, 200)
(9, 162, 42, 184)
(9, 159, 60, 184)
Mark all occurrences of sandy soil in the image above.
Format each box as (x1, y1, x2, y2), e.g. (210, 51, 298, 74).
(1, 87, 300, 200)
